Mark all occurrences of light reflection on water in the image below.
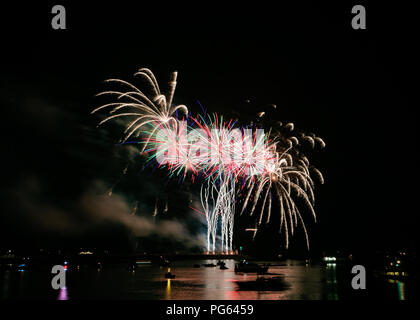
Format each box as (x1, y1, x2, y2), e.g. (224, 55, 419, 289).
(387, 279, 406, 300)
(58, 287, 69, 300)
(0, 259, 410, 300)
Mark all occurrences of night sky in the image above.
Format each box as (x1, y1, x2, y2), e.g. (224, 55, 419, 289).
(0, 2, 415, 256)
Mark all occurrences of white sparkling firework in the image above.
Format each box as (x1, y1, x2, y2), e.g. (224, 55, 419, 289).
(92, 68, 188, 151)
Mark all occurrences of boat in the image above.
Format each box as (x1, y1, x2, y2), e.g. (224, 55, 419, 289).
(235, 261, 269, 273)
(203, 263, 217, 267)
(236, 276, 288, 291)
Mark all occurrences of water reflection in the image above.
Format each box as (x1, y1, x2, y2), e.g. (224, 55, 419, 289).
(325, 263, 338, 300)
(164, 279, 171, 299)
(398, 281, 405, 300)
(0, 259, 412, 300)
(57, 287, 69, 300)
(162, 259, 333, 300)
(387, 279, 406, 300)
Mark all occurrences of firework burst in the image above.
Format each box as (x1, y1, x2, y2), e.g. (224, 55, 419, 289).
(92, 68, 188, 151)
(93, 68, 325, 251)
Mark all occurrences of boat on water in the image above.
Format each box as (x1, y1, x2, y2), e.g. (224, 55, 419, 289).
(236, 276, 288, 291)
(203, 263, 217, 267)
(165, 268, 176, 279)
(235, 260, 269, 274)
(165, 272, 176, 279)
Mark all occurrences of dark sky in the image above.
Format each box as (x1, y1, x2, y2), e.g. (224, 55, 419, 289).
(0, 2, 415, 255)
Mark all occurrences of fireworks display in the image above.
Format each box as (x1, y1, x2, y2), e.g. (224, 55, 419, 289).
(93, 68, 325, 252)
(92, 68, 188, 151)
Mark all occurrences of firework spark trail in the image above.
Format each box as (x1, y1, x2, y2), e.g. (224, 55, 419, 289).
(147, 114, 319, 250)
(200, 174, 235, 253)
(236, 124, 325, 248)
(92, 68, 188, 152)
(93, 68, 325, 251)
(216, 174, 235, 253)
(200, 180, 219, 252)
